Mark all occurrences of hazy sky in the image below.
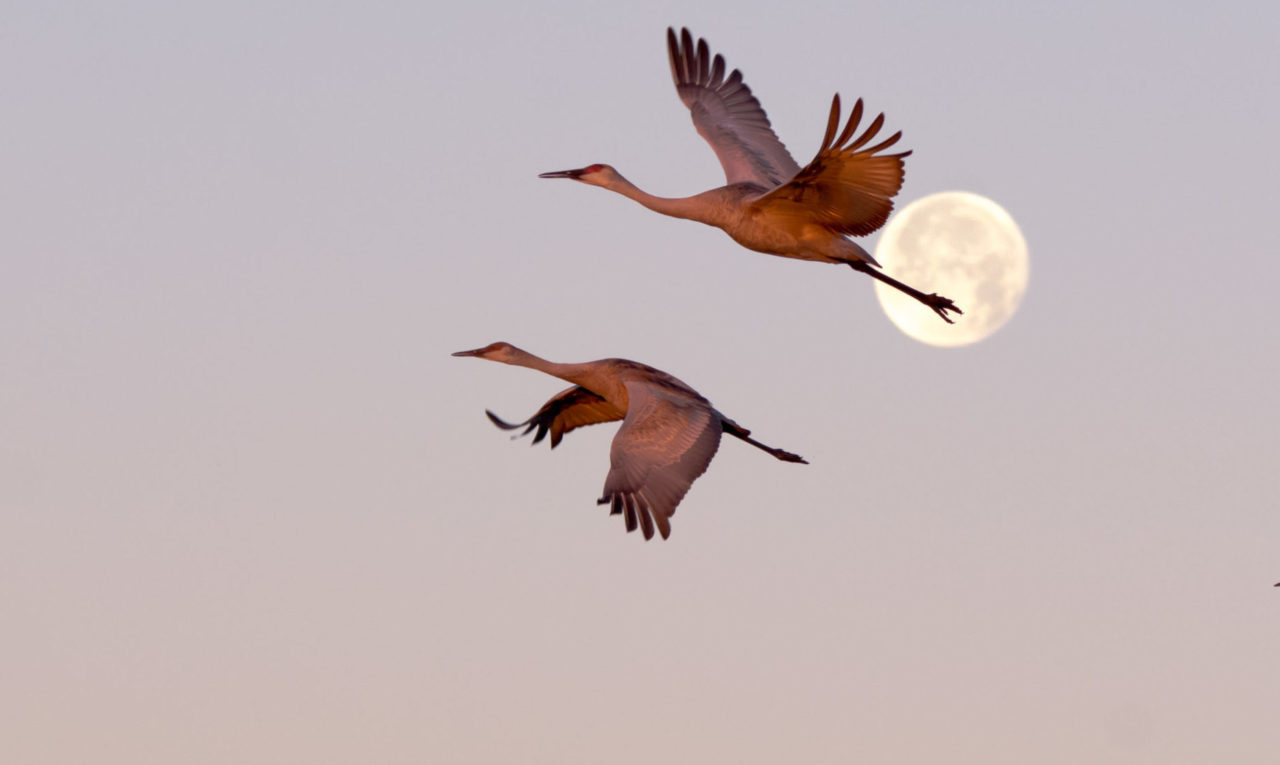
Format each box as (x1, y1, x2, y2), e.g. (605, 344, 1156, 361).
(3, 1, 1278, 763)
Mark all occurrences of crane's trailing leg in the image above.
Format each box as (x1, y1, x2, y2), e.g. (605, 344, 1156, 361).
(847, 261, 962, 324)
(720, 419, 809, 464)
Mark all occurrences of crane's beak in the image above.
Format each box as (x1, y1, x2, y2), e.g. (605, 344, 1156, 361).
(451, 348, 484, 357)
(538, 168, 586, 180)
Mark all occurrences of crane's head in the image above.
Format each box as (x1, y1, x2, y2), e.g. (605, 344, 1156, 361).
(538, 163, 618, 188)
(452, 341, 523, 364)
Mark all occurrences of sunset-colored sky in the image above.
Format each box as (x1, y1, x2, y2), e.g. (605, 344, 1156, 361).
(3, 2, 1278, 763)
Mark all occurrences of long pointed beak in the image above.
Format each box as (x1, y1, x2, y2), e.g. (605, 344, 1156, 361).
(538, 168, 586, 179)
(451, 348, 484, 357)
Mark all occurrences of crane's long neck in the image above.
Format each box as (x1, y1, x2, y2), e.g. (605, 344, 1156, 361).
(501, 347, 608, 392)
(603, 174, 711, 223)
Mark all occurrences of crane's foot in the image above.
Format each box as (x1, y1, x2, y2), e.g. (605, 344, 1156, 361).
(921, 293, 962, 324)
(768, 447, 809, 464)
(846, 261, 963, 324)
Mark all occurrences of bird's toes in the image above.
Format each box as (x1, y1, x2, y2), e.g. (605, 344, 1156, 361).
(925, 293, 961, 323)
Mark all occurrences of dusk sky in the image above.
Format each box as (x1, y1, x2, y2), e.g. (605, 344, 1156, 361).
(3, 2, 1278, 763)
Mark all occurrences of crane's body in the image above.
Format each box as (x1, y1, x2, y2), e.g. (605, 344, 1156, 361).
(453, 341, 807, 541)
(585, 172, 879, 265)
(540, 27, 961, 323)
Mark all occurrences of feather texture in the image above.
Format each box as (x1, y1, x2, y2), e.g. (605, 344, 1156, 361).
(667, 27, 800, 188)
(485, 386, 623, 448)
(750, 94, 912, 237)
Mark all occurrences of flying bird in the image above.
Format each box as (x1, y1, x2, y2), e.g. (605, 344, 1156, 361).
(453, 341, 807, 541)
(539, 27, 961, 323)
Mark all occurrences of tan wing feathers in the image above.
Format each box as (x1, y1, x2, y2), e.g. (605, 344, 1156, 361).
(695, 35, 710, 84)
(862, 130, 903, 156)
(598, 379, 722, 540)
(831, 95, 863, 148)
(708, 48, 726, 87)
(845, 112, 885, 153)
(751, 93, 911, 238)
(632, 494, 654, 540)
(667, 27, 683, 83)
(819, 95, 841, 154)
(487, 386, 624, 448)
(667, 27, 801, 188)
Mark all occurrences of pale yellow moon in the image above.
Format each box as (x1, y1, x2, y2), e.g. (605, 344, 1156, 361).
(873, 191, 1028, 347)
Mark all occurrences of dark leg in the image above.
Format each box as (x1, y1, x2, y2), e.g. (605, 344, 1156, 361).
(847, 261, 962, 323)
(741, 433, 808, 463)
(720, 420, 808, 464)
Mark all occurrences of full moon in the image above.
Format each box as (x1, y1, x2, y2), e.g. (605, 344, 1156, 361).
(873, 191, 1028, 347)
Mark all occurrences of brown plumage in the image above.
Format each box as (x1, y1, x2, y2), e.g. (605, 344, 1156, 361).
(753, 95, 910, 238)
(454, 342, 807, 541)
(539, 27, 961, 324)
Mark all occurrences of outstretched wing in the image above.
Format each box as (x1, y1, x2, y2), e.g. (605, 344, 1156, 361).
(750, 94, 911, 237)
(667, 27, 800, 189)
(486, 386, 624, 448)
(597, 379, 722, 541)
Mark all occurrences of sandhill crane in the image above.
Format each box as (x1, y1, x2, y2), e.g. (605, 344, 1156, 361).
(540, 27, 960, 323)
(453, 341, 807, 540)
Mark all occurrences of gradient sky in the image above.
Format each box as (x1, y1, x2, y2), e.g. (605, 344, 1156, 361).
(3, 1, 1278, 763)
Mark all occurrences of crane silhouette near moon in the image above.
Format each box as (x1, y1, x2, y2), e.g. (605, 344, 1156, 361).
(874, 192, 1029, 347)
(538, 27, 962, 324)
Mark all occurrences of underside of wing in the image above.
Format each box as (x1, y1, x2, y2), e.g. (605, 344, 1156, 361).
(750, 93, 911, 237)
(597, 379, 722, 540)
(667, 27, 800, 189)
(486, 386, 624, 448)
